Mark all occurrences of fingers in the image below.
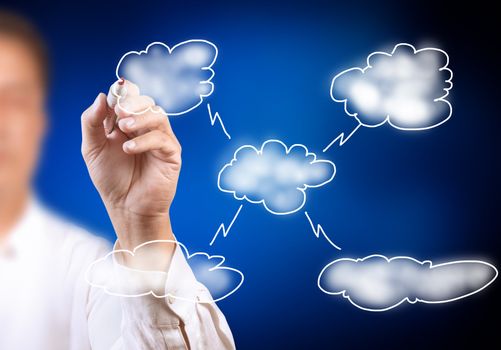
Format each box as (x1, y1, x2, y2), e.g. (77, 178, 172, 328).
(101, 79, 180, 161)
(81, 93, 110, 154)
(106, 79, 140, 109)
(107, 79, 156, 120)
(115, 95, 156, 119)
(105, 79, 144, 134)
(117, 111, 172, 135)
(123, 129, 181, 161)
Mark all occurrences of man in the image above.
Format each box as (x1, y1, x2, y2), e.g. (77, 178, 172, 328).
(0, 10, 234, 350)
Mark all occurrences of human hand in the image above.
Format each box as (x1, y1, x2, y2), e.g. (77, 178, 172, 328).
(81, 80, 181, 253)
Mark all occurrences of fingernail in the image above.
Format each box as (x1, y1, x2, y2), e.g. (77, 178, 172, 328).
(119, 117, 135, 129)
(124, 140, 136, 150)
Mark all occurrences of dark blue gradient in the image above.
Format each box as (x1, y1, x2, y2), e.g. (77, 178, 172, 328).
(4, 0, 499, 348)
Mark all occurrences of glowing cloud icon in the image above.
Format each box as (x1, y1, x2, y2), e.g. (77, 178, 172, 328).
(116, 40, 218, 116)
(331, 43, 453, 131)
(218, 140, 336, 215)
(318, 255, 498, 312)
(85, 240, 244, 303)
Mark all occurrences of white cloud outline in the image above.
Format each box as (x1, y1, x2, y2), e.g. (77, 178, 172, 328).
(114, 40, 218, 116)
(317, 254, 498, 312)
(330, 43, 454, 131)
(217, 139, 337, 215)
(85, 239, 244, 303)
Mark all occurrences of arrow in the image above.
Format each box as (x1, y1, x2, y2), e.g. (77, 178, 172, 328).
(304, 211, 341, 250)
(207, 103, 231, 140)
(209, 204, 244, 246)
(323, 123, 361, 152)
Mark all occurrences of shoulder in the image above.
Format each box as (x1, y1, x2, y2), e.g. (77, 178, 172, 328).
(36, 202, 112, 262)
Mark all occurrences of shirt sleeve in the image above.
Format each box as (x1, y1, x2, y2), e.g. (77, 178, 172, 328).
(86, 244, 235, 350)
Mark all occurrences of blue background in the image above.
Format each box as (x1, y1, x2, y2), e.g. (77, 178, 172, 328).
(4, 0, 499, 348)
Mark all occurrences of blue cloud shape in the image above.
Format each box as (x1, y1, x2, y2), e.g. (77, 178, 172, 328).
(218, 140, 336, 215)
(318, 255, 498, 312)
(187, 254, 244, 302)
(85, 240, 243, 303)
(331, 43, 453, 130)
(116, 40, 218, 115)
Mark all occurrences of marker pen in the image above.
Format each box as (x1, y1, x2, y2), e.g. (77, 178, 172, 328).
(106, 78, 126, 134)
(107, 77, 126, 109)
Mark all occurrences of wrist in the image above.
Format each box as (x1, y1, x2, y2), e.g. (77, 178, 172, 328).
(106, 207, 175, 251)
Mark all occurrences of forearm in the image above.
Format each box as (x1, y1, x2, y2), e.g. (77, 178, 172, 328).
(106, 208, 176, 271)
(82, 84, 235, 348)
(88, 243, 236, 350)
(116, 294, 235, 350)
(117, 245, 236, 350)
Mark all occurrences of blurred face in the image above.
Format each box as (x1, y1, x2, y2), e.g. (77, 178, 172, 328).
(0, 35, 46, 196)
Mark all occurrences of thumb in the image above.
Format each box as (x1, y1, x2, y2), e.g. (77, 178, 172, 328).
(81, 93, 110, 157)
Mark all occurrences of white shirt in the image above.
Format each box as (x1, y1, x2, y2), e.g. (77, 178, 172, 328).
(0, 198, 235, 350)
